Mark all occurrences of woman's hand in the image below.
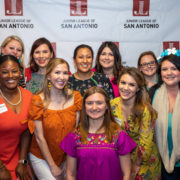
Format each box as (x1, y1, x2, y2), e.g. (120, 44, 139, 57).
(0, 166, 12, 180)
(131, 164, 140, 180)
(50, 165, 63, 179)
(15, 163, 31, 180)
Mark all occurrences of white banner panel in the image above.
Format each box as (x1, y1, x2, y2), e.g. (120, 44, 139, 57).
(0, 0, 180, 72)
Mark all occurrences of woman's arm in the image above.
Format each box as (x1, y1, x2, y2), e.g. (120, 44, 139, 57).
(119, 154, 131, 180)
(66, 155, 77, 180)
(34, 120, 62, 178)
(15, 129, 32, 180)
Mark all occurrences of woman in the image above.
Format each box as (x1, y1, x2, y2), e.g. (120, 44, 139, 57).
(25, 37, 55, 94)
(92, 41, 123, 97)
(0, 35, 26, 88)
(28, 58, 82, 180)
(68, 44, 114, 99)
(60, 86, 136, 180)
(137, 51, 158, 90)
(149, 48, 180, 179)
(111, 67, 161, 179)
(0, 55, 33, 180)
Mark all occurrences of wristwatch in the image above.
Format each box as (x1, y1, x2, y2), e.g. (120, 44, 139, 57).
(18, 159, 28, 165)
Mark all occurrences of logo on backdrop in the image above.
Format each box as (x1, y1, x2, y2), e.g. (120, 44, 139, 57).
(133, 0, 150, 16)
(70, 0, 87, 16)
(163, 41, 180, 50)
(5, 0, 23, 16)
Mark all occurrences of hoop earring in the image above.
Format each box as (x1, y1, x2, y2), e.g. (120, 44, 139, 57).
(48, 81, 51, 91)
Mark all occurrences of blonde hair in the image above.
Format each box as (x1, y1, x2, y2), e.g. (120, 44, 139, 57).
(1, 35, 25, 68)
(40, 58, 73, 108)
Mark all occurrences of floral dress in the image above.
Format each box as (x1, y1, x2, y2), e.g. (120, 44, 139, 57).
(111, 97, 161, 180)
(68, 72, 114, 99)
(26, 73, 44, 94)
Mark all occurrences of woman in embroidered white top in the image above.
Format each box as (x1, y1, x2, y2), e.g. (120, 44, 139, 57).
(149, 48, 180, 179)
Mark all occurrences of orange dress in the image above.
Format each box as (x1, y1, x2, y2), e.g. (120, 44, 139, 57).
(0, 87, 33, 180)
(28, 91, 82, 166)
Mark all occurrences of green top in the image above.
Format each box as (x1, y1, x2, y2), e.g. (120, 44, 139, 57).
(26, 73, 44, 94)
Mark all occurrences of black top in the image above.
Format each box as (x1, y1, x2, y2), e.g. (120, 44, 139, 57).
(68, 72, 115, 99)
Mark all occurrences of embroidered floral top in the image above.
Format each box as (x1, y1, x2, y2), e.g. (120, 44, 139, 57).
(110, 97, 161, 180)
(68, 72, 114, 99)
(60, 127, 136, 180)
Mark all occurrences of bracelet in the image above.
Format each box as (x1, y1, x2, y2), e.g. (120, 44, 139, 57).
(0, 164, 5, 169)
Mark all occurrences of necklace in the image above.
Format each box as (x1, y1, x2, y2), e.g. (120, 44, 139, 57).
(0, 87, 22, 106)
(75, 71, 94, 80)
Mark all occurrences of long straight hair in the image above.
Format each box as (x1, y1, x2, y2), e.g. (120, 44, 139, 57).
(80, 86, 120, 143)
(94, 41, 122, 84)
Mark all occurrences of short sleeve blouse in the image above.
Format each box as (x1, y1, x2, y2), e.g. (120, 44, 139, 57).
(28, 91, 82, 166)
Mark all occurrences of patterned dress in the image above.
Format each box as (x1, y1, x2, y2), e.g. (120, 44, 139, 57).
(60, 128, 136, 180)
(26, 73, 44, 94)
(68, 72, 114, 99)
(111, 97, 161, 180)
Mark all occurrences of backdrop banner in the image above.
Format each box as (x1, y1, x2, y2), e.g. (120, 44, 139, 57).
(0, 0, 180, 72)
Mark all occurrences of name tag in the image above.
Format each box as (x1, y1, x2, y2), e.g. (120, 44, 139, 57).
(0, 103, 8, 114)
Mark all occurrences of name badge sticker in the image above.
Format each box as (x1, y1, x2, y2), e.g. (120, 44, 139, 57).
(0, 103, 8, 114)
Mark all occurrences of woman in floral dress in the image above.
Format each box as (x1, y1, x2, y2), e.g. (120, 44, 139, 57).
(111, 67, 161, 180)
(68, 44, 114, 99)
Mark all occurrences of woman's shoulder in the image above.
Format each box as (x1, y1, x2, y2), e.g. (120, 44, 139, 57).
(25, 67, 32, 83)
(110, 97, 121, 105)
(31, 93, 43, 105)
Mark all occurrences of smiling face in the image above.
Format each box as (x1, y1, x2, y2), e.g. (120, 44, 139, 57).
(85, 92, 107, 121)
(74, 47, 93, 73)
(139, 55, 157, 77)
(99, 47, 114, 70)
(161, 60, 180, 87)
(1, 40, 23, 60)
(48, 63, 69, 91)
(33, 43, 53, 69)
(0, 59, 21, 90)
(118, 73, 139, 103)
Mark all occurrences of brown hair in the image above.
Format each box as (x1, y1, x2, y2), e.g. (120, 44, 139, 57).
(118, 67, 157, 123)
(158, 54, 180, 88)
(80, 86, 120, 143)
(137, 51, 158, 69)
(29, 37, 55, 72)
(94, 41, 122, 84)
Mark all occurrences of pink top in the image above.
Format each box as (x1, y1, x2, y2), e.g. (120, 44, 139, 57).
(91, 68, 120, 97)
(60, 128, 136, 180)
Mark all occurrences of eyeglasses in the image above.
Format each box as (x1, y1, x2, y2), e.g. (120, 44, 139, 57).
(140, 61, 156, 68)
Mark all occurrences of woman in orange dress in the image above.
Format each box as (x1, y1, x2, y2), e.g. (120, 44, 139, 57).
(0, 55, 32, 180)
(28, 58, 82, 180)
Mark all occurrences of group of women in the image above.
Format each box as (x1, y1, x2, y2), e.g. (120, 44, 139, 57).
(0, 35, 179, 180)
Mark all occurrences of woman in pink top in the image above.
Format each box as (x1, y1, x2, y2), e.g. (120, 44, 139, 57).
(92, 41, 123, 97)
